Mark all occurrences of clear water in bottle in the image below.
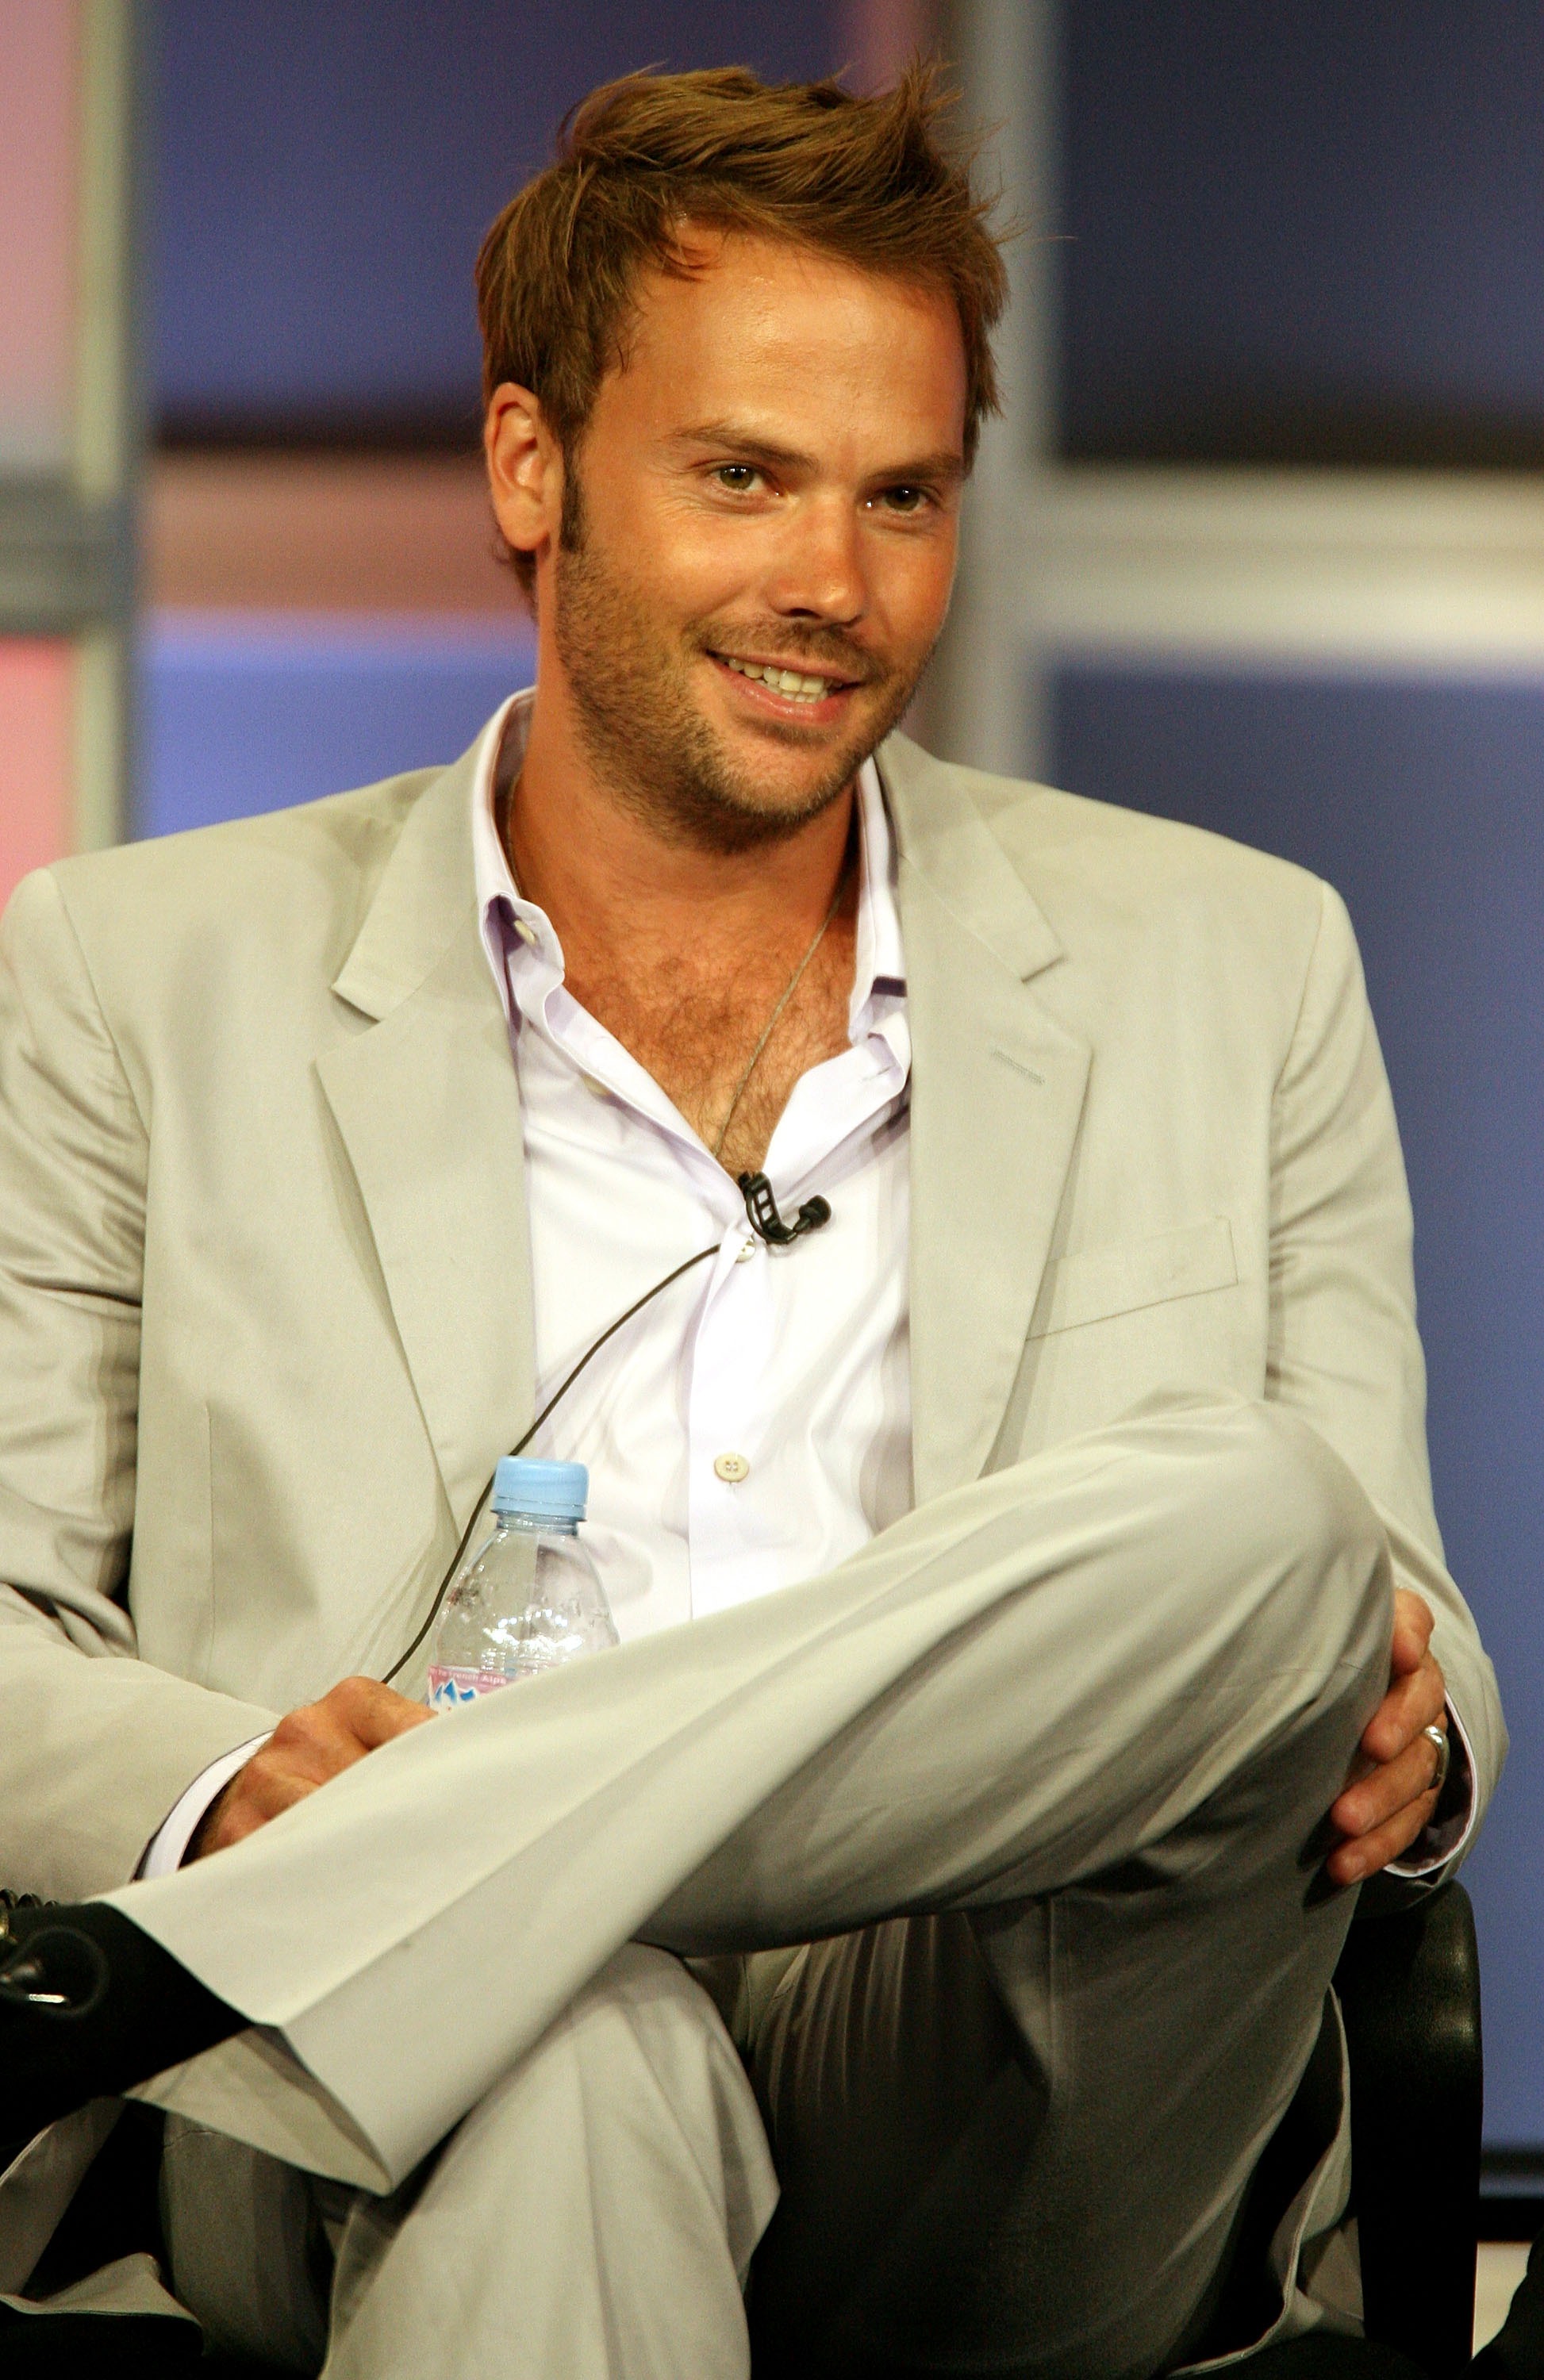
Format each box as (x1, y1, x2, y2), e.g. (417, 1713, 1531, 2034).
(426, 1457, 618, 1712)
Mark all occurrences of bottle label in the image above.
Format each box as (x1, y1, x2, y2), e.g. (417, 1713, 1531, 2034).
(427, 1664, 512, 1712)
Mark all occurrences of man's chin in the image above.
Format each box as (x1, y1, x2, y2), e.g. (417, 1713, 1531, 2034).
(657, 778, 852, 855)
(709, 697, 897, 797)
(701, 743, 877, 838)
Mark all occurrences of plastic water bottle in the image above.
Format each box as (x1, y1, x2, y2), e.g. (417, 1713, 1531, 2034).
(426, 1457, 618, 1711)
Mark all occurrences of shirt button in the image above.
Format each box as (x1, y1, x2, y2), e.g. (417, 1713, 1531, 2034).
(734, 1239, 756, 1264)
(514, 919, 536, 945)
(713, 1452, 751, 1484)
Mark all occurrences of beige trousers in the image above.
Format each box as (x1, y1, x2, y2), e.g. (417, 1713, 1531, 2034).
(130, 1395, 1391, 2378)
(160, 1944, 774, 2376)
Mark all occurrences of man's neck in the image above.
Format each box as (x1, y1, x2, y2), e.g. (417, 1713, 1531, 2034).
(501, 677, 863, 1176)
(505, 678, 857, 980)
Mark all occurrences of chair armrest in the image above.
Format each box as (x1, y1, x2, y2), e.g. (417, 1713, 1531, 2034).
(1333, 1883, 1482, 2377)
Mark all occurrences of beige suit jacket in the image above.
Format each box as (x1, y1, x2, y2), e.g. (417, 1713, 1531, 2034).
(0, 727, 1504, 1903)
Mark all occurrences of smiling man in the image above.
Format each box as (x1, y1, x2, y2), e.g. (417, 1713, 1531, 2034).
(0, 63, 1503, 2380)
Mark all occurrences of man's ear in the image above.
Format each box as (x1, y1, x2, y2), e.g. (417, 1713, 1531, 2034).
(485, 383, 563, 575)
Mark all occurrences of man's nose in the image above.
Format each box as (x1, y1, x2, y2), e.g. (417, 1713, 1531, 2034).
(763, 495, 867, 625)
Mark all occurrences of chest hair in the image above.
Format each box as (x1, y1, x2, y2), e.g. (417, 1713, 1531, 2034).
(563, 915, 858, 1180)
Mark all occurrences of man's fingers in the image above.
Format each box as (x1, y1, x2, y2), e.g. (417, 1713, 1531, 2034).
(1360, 1652, 1446, 1764)
(267, 1678, 429, 1780)
(245, 1747, 338, 1812)
(190, 1679, 430, 1860)
(320, 1675, 433, 1751)
(266, 1705, 375, 1786)
(1326, 1792, 1435, 1886)
(187, 1678, 430, 1861)
(1331, 1729, 1442, 1843)
(1388, 1587, 1435, 1675)
(224, 1763, 321, 1835)
(1296, 1585, 1444, 1891)
(188, 1756, 321, 1857)
(1328, 1714, 1444, 1883)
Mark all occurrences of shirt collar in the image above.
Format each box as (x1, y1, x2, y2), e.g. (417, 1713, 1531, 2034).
(470, 686, 906, 1047)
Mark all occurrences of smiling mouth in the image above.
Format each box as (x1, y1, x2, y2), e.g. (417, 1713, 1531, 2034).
(714, 653, 862, 705)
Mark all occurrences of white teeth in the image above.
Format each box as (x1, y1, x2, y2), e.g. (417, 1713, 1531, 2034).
(724, 656, 835, 701)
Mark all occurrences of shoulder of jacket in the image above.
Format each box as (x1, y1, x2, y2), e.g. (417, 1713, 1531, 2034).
(36, 766, 441, 946)
(899, 740, 1330, 938)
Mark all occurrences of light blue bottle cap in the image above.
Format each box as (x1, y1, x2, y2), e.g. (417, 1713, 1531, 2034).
(492, 1457, 589, 1522)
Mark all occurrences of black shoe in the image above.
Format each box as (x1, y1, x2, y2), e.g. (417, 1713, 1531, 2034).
(0, 1899, 244, 2139)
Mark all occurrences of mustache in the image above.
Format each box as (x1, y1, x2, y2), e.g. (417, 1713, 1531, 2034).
(696, 626, 885, 685)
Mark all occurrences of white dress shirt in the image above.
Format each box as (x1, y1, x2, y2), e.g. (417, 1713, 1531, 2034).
(474, 689, 913, 1638)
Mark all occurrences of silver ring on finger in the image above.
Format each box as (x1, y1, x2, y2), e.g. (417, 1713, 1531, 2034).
(1423, 1722, 1450, 1798)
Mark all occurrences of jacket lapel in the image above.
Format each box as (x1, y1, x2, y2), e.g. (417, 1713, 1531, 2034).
(316, 744, 534, 1530)
(881, 735, 1092, 1503)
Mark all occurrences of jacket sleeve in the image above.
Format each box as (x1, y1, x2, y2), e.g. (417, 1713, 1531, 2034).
(0, 869, 278, 1898)
(1267, 877, 1505, 1888)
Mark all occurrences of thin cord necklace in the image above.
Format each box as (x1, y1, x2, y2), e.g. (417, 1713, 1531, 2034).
(709, 862, 850, 1161)
(500, 761, 851, 1172)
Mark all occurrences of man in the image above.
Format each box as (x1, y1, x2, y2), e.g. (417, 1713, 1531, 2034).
(0, 62, 1502, 2380)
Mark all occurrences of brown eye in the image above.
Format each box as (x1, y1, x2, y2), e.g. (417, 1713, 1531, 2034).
(716, 465, 759, 492)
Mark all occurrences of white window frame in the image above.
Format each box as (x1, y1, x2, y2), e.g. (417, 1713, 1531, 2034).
(933, 0, 1544, 781)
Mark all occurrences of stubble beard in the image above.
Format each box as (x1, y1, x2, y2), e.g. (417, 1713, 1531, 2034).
(550, 474, 930, 856)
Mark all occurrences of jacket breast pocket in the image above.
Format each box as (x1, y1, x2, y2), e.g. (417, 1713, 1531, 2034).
(1028, 1219, 1239, 1340)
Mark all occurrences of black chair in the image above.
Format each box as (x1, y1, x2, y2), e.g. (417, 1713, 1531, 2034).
(1336, 1882, 1484, 2378)
(0, 1886, 1485, 2378)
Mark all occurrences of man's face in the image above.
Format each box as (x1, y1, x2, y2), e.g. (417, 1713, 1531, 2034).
(530, 232, 967, 851)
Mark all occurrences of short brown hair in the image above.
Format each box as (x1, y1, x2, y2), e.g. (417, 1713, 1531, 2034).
(476, 62, 1008, 597)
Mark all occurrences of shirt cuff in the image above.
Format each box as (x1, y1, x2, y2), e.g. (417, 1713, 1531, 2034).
(1385, 1699, 1477, 1879)
(135, 1734, 273, 1879)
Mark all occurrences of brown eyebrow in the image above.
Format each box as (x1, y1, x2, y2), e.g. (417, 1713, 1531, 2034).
(672, 420, 812, 471)
(671, 420, 966, 488)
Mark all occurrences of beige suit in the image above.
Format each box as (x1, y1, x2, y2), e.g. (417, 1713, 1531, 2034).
(0, 727, 1504, 2372)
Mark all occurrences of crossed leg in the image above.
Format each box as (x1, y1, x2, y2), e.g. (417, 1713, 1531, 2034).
(128, 1393, 1390, 2377)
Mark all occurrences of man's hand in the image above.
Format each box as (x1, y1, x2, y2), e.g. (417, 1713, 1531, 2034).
(1327, 1589, 1447, 1886)
(188, 1676, 432, 1860)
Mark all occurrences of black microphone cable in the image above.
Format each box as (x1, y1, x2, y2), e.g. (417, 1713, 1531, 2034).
(379, 1171, 833, 1686)
(382, 1240, 717, 1686)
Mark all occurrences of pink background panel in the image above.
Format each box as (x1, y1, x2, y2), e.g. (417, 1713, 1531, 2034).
(0, 0, 79, 470)
(0, 641, 74, 913)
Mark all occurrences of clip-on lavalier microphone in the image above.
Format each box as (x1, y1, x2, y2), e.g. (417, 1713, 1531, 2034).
(737, 1170, 832, 1246)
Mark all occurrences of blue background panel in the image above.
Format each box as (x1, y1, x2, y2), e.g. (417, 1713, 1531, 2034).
(152, 0, 837, 434)
(1050, 660, 1544, 2144)
(1062, 0, 1544, 464)
(138, 619, 535, 839)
